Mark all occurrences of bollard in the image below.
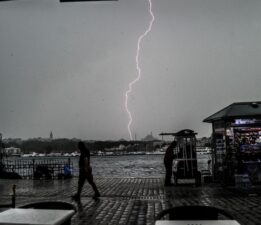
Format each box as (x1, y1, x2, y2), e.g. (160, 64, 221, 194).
(12, 185, 16, 208)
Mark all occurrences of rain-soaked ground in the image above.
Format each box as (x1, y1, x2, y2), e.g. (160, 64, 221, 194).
(0, 177, 261, 225)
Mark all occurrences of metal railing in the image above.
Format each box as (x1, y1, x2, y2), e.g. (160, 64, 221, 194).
(2, 158, 74, 179)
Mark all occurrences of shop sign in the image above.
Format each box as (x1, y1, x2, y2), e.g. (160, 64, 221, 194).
(234, 119, 256, 125)
(214, 128, 225, 133)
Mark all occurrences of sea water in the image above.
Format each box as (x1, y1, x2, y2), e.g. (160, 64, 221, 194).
(80, 154, 211, 177)
(6, 154, 211, 178)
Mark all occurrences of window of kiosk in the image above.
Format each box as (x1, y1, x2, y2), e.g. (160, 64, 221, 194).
(233, 127, 261, 162)
(232, 126, 261, 183)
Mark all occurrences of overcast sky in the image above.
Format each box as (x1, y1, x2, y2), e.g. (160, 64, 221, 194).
(1, 0, 261, 140)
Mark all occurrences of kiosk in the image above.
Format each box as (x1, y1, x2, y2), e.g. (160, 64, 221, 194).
(160, 129, 201, 185)
(203, 101, 261, 184)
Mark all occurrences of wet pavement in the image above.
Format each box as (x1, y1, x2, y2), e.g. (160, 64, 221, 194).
(0, 177, 260, 225)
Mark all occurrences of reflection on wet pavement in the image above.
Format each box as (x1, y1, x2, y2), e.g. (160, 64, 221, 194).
(0, 178, 260, 225)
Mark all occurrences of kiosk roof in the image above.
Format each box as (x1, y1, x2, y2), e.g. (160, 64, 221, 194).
(203, 101, 261, 123)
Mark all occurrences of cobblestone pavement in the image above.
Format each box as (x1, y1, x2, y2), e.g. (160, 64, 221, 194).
(0, 178, 261, 225)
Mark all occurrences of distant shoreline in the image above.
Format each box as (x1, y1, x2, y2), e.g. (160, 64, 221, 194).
(7, 152, 165, 158)
(7, 151, 211, 159)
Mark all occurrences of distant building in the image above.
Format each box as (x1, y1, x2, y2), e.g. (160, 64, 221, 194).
(141, 132, 159, 142)
(4, 147, 21, 156)
(118, 138, 127, 142)
(50, 131, 53, 140)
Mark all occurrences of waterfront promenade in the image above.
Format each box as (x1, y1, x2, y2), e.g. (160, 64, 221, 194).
(0, 177, 260, 225)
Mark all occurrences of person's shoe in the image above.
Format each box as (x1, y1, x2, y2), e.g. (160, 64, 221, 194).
(71, 194, 80, 201)
(93, 192, 100, 200)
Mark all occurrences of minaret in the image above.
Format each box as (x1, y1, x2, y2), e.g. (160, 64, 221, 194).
(49, 131, 53, 140)
(0, 133, 2, 162)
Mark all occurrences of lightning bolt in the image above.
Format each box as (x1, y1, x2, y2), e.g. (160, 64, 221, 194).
(125, 0, 155, 140)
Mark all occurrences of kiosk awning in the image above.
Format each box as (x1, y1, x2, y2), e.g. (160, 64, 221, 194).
(203, 101, 261, 123)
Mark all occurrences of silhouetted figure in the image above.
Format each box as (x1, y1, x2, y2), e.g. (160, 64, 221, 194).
(207, 159, 211, 171)
(164, 141, 177, 186)
(34, 165, 52, 180)
(63, 164, 72, 179)
(72, 141, 100, 201)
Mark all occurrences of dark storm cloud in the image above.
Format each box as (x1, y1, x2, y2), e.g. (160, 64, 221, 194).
(1, 0, 261, 140)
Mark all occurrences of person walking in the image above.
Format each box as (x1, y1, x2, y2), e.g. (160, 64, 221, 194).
(164, 141, 177, 186)
(72, 141, 100, 201)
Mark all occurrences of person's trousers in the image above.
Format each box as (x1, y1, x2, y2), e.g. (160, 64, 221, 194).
(77, 171, 99, 196)
(164, 163, 173, 185)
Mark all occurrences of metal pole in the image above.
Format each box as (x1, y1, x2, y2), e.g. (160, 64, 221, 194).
(0, 133, 3, 171)
(12, 185, 16, 208)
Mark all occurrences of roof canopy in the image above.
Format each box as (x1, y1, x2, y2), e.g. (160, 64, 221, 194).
(203, 102, 261, 123)
(159, 129, 197, 137)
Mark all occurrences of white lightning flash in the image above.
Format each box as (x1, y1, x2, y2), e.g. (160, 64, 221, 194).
(125, 0, 155, 140)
